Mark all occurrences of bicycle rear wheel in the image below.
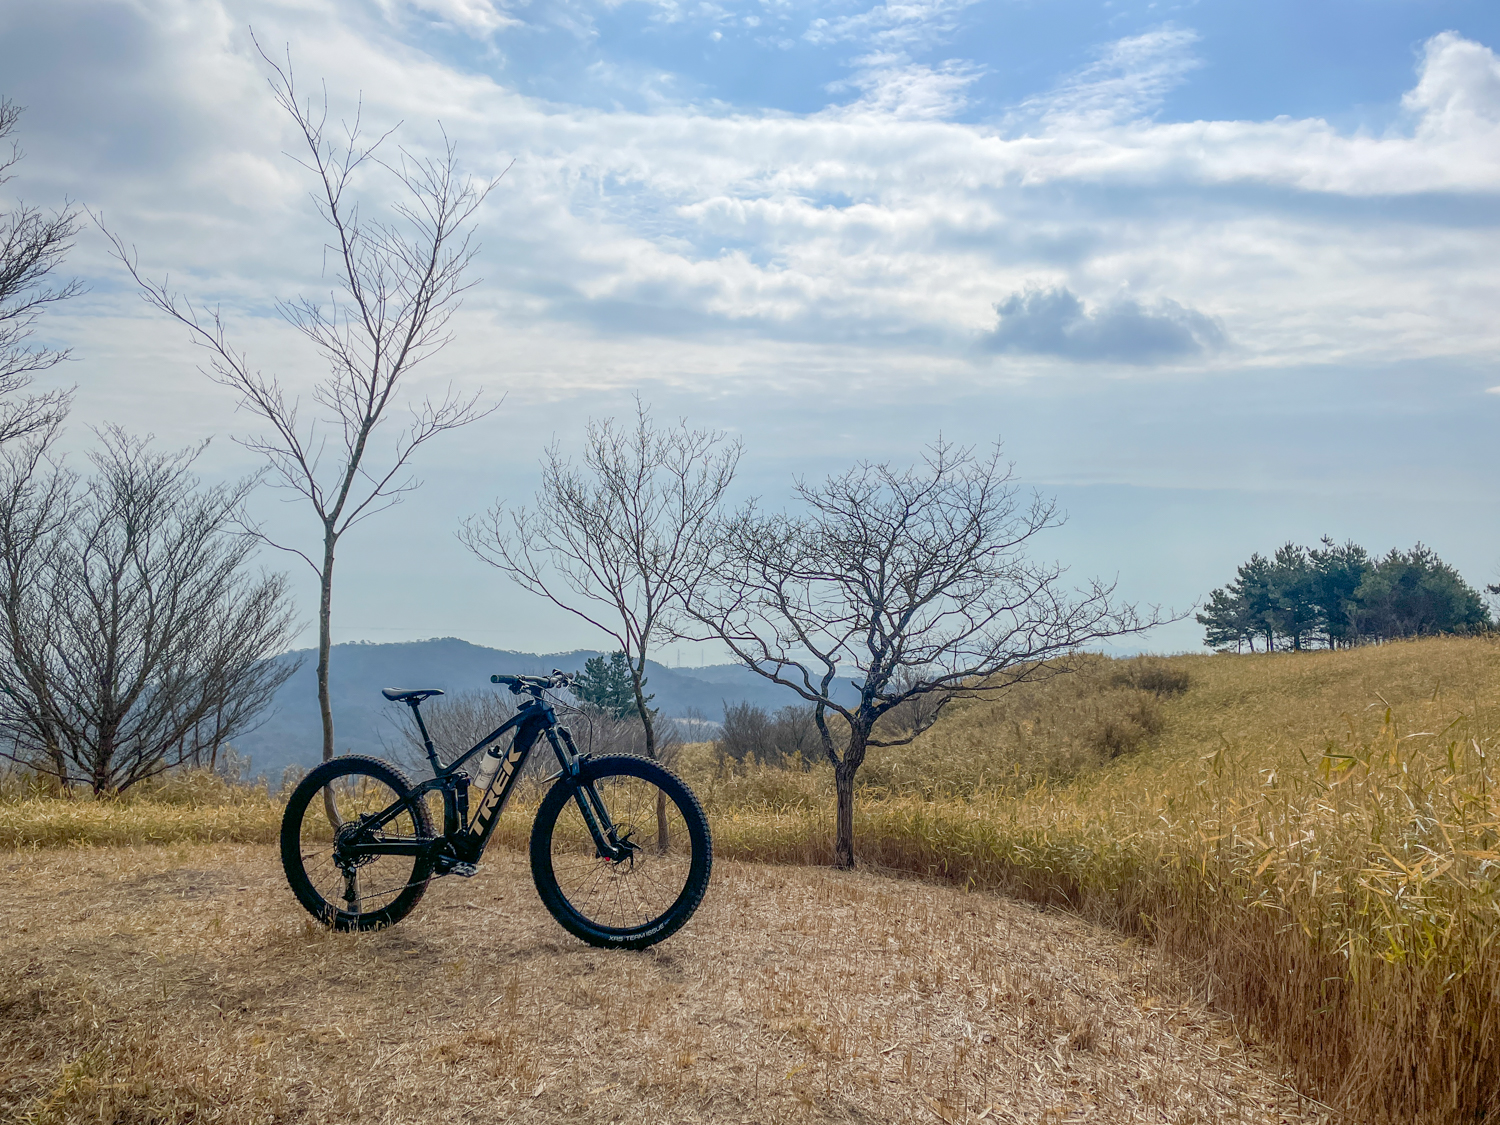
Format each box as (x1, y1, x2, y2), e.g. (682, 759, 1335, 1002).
(280, 755, 436, 931)
(530, 755, 712, 950)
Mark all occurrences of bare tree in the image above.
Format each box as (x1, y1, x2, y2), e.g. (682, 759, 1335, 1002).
(689, 439, 1162, 868)
(717, 701, 817, 767)
(562, 701, 683, 764)
(0, 427, 298, 795)
(104, 44, 500, 766)
(0, 98, 79, 445)
(461, 399, 740, 764)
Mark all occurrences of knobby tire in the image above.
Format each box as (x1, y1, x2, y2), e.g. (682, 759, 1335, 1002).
(530, 754, 712, 950)
(280, 755, 435, 932)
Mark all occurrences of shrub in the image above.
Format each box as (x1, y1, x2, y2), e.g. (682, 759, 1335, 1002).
(1110, 655, 1191, 696)
(717, 702, 818, 768)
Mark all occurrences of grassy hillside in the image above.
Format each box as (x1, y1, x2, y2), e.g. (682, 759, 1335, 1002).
(5, 637, 1497, 1121)
(688, 638, 1500, 1124)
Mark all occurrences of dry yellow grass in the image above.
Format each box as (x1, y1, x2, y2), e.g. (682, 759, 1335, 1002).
(1, 842, 1323, 1124)
(686, 639, 1500, 1124)
(6, 638, 1496, 1121)
(0, 769, 282, 848)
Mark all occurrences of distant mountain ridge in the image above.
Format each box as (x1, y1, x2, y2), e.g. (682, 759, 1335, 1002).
(232, 637, 852, 781)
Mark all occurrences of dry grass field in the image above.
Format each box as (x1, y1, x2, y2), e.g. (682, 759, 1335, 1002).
(684, 639, 1500, 1123)
(0, 842, 1322, 1125)
(5, 636, 1499, 1122)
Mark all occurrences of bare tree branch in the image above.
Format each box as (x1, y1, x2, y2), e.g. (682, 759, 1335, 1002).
(461, 397, 740, 767)
(96, 41, 503, 765)
(687, 437, 1172, 868)
(0, 99, 79, 447)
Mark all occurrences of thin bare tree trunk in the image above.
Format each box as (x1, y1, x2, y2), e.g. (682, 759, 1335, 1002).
(318, 531, 336, 763)
(629, 660, 669, 850)
(45, 740, 66, 791)
(631, 668, 656, 760)
(833, 758, 857, 870)
(833, 720, 870, 869)
(319, 529, 341, 828)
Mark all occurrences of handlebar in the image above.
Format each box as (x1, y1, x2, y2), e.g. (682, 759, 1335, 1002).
(491, 669, 576, 695)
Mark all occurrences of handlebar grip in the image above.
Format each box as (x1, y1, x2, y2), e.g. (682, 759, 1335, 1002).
(490, 672, 572, 694)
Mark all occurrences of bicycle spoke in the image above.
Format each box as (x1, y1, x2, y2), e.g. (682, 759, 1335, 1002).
(545, 771, 697, 931)
(281, 756, 435, 932)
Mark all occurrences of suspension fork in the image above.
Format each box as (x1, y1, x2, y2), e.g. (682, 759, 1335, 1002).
(547, 724, 629, 862)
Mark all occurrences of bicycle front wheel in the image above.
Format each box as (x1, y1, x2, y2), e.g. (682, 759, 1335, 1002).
(530, 755, 712, 950)
(280, 755, 436, 932)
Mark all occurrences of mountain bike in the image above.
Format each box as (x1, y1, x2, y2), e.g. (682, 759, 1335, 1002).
(279, 671, 712, 949)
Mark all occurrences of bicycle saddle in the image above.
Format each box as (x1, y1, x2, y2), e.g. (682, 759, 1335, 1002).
(380, 688, 445, 703)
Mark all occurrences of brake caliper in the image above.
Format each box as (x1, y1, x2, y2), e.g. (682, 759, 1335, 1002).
(604, 829, 639, 868)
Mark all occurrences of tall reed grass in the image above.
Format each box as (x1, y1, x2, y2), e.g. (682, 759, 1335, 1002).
(691, 640, 1500, 1123)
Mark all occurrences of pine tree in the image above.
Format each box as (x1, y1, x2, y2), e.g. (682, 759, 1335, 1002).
(1269, 543, 1318, 650)
(573, 652, 653, 719)
(1196, 586, 1255, 651)
(1307, 538, 1370, 647)
(1235, 553, 1281, 652)
(1354, 546, 1490, 639)
(1199, 539, 1490, 650)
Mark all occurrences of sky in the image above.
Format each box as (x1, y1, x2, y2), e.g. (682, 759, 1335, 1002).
(1, 0, 1499, 662)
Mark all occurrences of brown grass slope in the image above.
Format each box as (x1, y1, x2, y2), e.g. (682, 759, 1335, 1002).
(1, 844, 1319, 1124)
(690, 639, 1500, 1124)
(4, 637, 1497, 1122)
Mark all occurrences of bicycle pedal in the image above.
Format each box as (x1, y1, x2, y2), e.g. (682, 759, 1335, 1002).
(446, 862, 479, 878)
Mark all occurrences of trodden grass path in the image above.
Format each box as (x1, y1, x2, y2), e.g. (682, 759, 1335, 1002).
(1, 843, 1325, 1124)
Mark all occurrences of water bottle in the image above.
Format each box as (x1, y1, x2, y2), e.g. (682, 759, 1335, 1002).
(470, 744, 505, 793)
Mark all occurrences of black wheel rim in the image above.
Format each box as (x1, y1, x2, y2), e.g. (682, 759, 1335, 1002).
(297, 772, 426, 922)
(547, 772, 699, 934)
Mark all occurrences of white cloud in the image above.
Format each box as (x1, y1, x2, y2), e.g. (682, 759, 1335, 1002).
(8, 3, 1500, 410)
(823, 52, 982, 119)
(1016, 25, 1202, 128)
(1404, 29, 1500, 140)
(804, 0, 980, 50)
(463, 27, 1500, 367)
(381, 0, 524, 36)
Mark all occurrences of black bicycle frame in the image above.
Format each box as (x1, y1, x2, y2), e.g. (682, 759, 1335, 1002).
(341, 695, 628, 866)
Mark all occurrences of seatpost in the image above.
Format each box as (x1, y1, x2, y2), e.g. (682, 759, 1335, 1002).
(407, 699, 442, 772)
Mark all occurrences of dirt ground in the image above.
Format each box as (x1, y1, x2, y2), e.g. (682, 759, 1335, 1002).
(0, 844, 1330, 1124)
